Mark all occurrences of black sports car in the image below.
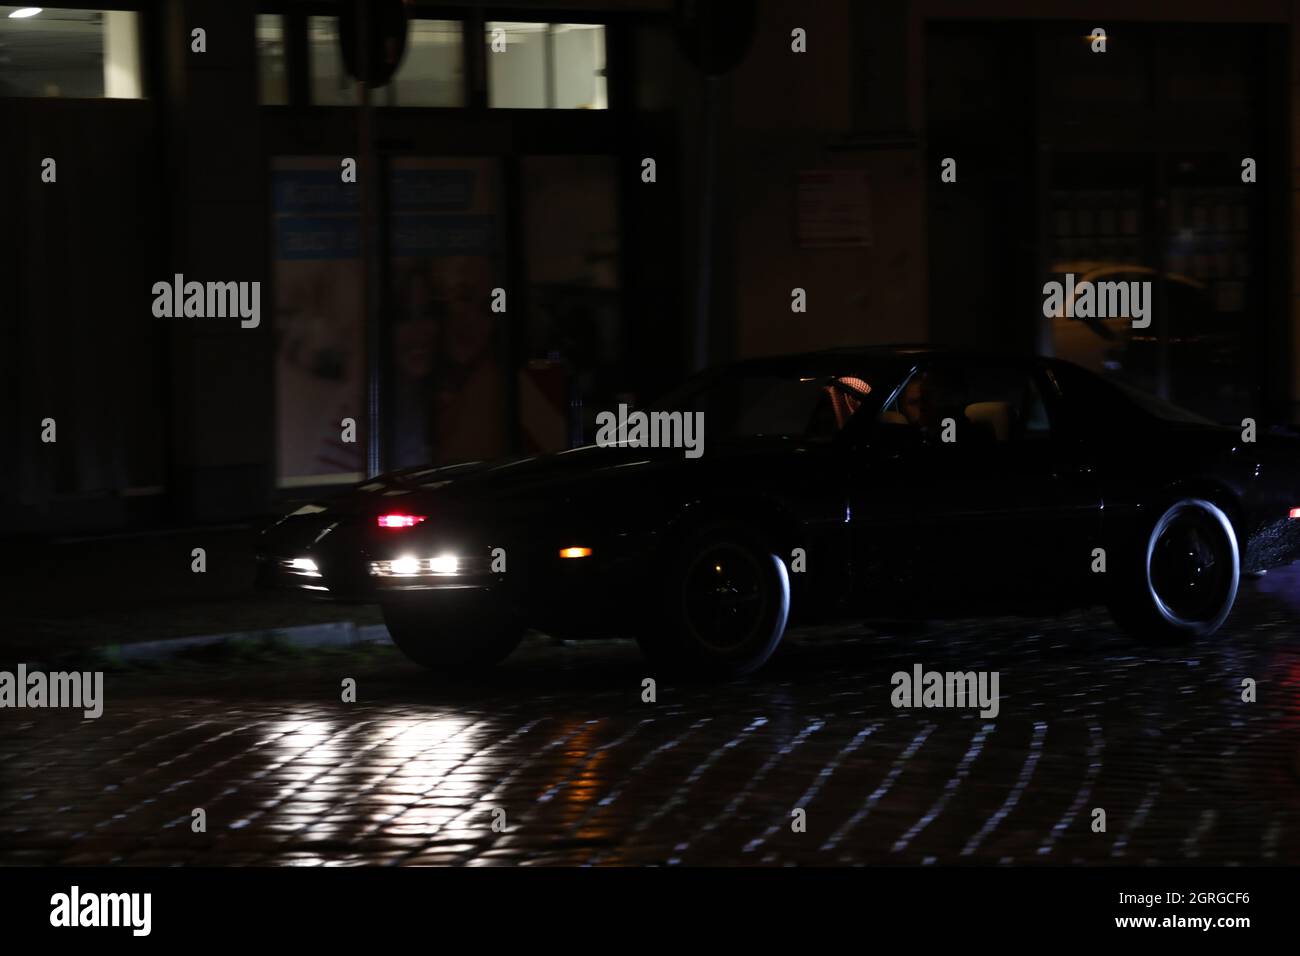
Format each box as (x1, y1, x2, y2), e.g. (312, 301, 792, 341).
(258, 346, 1300, 678)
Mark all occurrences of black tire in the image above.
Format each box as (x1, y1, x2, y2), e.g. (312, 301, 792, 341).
(382, 597, 525, 675)
(1108, 497, 1240, 643)
(636, 524, 791, 678)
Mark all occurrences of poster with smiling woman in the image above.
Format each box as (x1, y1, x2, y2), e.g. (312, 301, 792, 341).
(388, 158, 508, 468)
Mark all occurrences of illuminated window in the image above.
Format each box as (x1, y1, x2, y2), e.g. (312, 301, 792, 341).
(309, 16, 464, 107)
(308, 16, 349, 105)
(390, 18, 463, 106)
(487, 22, 607, 109)
(0, 6, 142, 99)
(257, 14, 287, 105)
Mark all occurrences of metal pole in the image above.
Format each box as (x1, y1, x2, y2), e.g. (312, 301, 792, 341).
(356, 1, 381, 477)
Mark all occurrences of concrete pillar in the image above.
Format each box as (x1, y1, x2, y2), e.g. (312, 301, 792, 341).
(159, 0, 273, 521)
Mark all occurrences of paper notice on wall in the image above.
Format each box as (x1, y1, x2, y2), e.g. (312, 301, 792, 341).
(797, 169, 872, 248)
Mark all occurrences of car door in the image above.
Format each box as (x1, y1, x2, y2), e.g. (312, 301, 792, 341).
(851, 360, 1102, 615)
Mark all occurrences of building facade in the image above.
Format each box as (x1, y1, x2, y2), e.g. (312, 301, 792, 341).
(2, 0, 1296, 534)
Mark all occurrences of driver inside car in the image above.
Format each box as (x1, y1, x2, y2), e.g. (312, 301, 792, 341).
(897, 369, 995, 444)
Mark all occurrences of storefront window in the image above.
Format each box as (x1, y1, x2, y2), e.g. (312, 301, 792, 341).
(519, 155, 622, 451)
(309, 16, 464, 107)
(0, 6, 142, 98)
(308, 16, 350, 105)
(256, 14, 287, 105)
(1044, 158, 1258, 424)
(388, 159, 509, 468)
(929, 21, 1269, 425)
(390, 18, 463, 107)
(270, 158, 366, 487)
(487, 22, 607, 109)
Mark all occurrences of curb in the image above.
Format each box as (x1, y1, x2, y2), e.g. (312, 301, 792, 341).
(97, 621, 394, 663)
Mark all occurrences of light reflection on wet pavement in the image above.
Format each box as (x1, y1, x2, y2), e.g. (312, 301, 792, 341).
(2, 580, 1299, 866)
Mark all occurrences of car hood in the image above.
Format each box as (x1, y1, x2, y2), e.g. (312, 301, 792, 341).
(332, 436, 810, 513)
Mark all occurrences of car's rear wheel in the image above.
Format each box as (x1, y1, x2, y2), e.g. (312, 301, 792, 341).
(637, 524, 790, 678)
(1108, 497, 1240, 643)
(381, 597, 525, 675)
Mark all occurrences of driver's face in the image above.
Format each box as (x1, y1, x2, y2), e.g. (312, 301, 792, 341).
(900, 379, 928, 427)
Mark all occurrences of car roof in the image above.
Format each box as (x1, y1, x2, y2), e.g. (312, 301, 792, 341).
(730, 344, 1050, 370)
(814, 343, 1045, 362)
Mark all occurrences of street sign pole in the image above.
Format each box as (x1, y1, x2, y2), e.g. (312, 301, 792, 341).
(356, 0, 380, 478)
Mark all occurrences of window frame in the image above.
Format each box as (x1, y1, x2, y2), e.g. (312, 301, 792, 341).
(255, 4, 621, 112)
(0, 2, 151, 101)
(484, 18, 608, 110)
(880, 359, 1063, 445)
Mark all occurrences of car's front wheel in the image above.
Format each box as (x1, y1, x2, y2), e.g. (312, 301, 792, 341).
(1109, 497, 1240, 643)
(637, 524, 791, 678)
(381, 596, 525, 676)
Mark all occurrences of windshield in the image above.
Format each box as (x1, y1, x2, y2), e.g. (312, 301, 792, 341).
(647, 363, 896, 442)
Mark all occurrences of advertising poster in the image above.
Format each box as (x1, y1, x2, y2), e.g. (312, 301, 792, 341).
(388, 157, 508, 468)
(270, 157, 365, 486)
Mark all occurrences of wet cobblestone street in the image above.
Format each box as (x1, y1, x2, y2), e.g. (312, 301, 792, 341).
(3, 587, 1299, 866)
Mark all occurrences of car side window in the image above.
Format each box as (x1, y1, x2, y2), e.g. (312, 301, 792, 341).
(881, 363, 1054, 444)
(965, 366, 1055, 442)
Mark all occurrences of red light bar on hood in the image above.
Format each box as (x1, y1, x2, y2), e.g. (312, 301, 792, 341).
(377, 514, 426, 528)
